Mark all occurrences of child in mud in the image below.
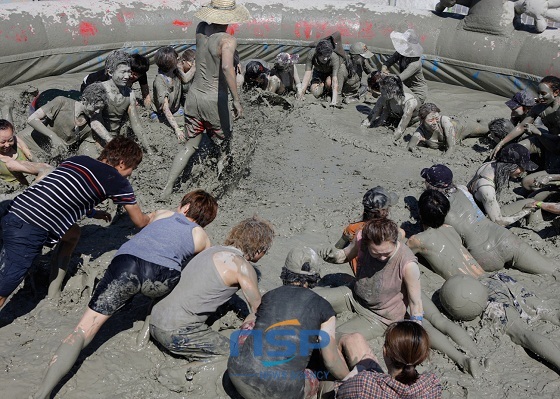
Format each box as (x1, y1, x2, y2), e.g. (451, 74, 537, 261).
(0, 119, 36, 185)
(149, 216, 274, 390)
(33, 190, 218, 399)
(228, 247, 351, 399)
(151, 46, 186, 143)
(338, 42, 375, 104)
(81, 53, 152, 109)
(362, 74, 419, 141)
(17, 83, 108, 159)
(269, 52, 302, 95)
(0, 137, 153, 309)
(407, 103, 490, 153)
(178, 49, 196, 101)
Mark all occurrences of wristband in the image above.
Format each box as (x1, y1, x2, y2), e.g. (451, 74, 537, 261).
(536, 201, 543, 208)
(410, 315, 423, 322)
(86, 209, 97, 218)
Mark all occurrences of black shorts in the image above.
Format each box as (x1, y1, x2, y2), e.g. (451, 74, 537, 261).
(89, 254, 180, 316)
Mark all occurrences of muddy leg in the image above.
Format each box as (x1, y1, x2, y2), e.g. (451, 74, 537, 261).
(160, 134, 203, 200)
(48, 225, 80, 299)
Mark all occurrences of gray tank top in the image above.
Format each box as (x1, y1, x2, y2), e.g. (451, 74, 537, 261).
(116, 212, 197, 272)
(150, 245, 241, 331)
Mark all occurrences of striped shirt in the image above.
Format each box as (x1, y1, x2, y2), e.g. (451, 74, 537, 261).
(9, 156, 136, 243)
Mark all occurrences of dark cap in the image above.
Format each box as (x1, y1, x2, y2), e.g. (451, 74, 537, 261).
(421, 164, 454, 188)
(362, 186, 399, 211)
(505, 91, 536, 110)
(496, 143, 538, 172)
(284, 247, 321, 276)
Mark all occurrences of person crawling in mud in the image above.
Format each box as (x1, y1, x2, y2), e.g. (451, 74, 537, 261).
(407, 103, 490, 153)
(0, 137, 153, 310)
(362, 74, 419, 141)
(81, 53, 152, 109)
(32, 190, 218, 399)
(0, 119, 42, 186)
(148, 216, 274, 389)
(227, 247, 351, 399)
(269, 52, 302, 95)
(242, 59, 271, 90)
(17, 83, 108, 160)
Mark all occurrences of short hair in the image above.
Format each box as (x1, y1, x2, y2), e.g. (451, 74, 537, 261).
(541, 75, 560, 93)
(224, 216, 274, 259)
(81, 82, 108, 106)
(130, 54, 150, 74)
(245, 61, 268, 81)
(280, 267, 321, 289)
(180, 49, 196, 63)
(0, 119, 14, 133)
(488, 118, 514, 141)
(154, 46, 178, 73)
(105, 50, 131, 75)
(315, 39, 334, 58)
(384, 321, 431, 386)
(180, 189, 218, 228)
(97, 136, 143, 169)
(418, 189, 450, 228)
(418, 103, 440, 121)
(380, 74, 404, 99)
(361, 218, 399, 246)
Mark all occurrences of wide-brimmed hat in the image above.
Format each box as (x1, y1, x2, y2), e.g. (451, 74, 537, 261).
(284, 247, 321, 276)
(421, 164, 453, 188)
(390, 29, 423, 58)
(505, 91, 536, 110)
(195, 0, 251, 25)
(350, 42, 374, 58)
(496, 143, 538, 172)
(362, 186, 399, 211)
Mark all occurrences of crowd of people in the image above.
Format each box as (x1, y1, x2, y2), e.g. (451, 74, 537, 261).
(1, 0, 560, 398)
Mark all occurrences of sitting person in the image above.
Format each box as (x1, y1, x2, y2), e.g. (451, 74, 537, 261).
(228, 247, 351, 399)
(0, 119, 36, 185)
(467, 143, 538, 226)
(407, 103, 490, 153)
(339, 42, 375, 104)
(151, 46, 186, 143)
(317, 218, 423, 340)
(18, 83, 108, 159)
(81, 53, 151, 108)
(269, 52, 302, 95)
(32, 190, 218, 399)
(361, 74, 419, 141)
(506, 90, 535, 126)
(336, 321, 442, 399)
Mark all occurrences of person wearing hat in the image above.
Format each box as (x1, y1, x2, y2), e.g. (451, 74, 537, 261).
(269, 52, 302, 95)
(467, 143, 538, 226)
(421, 164, 558, 275)
(334, 186, 403, 275)
(227, 247, 351, 399)
(161, 0, 251, 199)
(381, 29, 428, 105)
(338, 42, 376, 104)
(506, 90, 536, 125)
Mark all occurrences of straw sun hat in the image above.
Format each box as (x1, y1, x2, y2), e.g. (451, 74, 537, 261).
(390, 29, 423, 57)
(195, 0, 251, 25)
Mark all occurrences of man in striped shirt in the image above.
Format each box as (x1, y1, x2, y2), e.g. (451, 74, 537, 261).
(0, 137, 153, 308)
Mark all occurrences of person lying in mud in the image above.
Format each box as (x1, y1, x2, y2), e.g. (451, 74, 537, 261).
(420, 164, 558, 275)
(407, 103, 490, 153)
(0, 137, 153, 310)
(336, 321, 442, 399)
(149, 216, 274, 388)
(91, 50, 152, 153)
(382, 29, 428, 105)
(440, 272, 560, 373)
(32, 190, 217, 399)
(361, 74, 419, 141)
(335, 186, 404, 275)
(228, 247, 351, 399)
(467, 143, 538, 226)
(506, 90, 535, 126)
(316, 218, 423, 340)
(269, 52, 302, 95)
(0, 119, 38, 185)
(298, 32, 345, 106)
(17, 83, 108, 160)
(151, 46, 187, 143)
(81, 53, 152, 109)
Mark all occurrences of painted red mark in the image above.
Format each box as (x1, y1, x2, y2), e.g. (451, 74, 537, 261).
(226, 24, 239, 35)
(360, 22, 375, 40)
(420, 34, 427, 43)
(79, 21, 98, 37)
(335, 21, 353, 38)
(116, 12, 134, 23)
(15, 31, 28, 42)
(172, 19, 192, 28)
(380, 26, 393, 37)
(294, 21, 313, 40)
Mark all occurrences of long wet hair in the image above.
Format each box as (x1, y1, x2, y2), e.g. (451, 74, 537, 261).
(418, 189, 449, 229)
(380, 75, 404, 100)
(315, 39, 334, 63)
(384, 321, 431, 386)
(493, 161, 519, 200)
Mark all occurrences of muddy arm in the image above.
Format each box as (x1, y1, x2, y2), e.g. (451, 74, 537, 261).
(403, 261, 423, 321)
(362, 96, 387, 127)
(492, 115, 534, 158)
(221, 35, 243, 119)
(441, 115, 457, 153)
(162, 97, 185, 143)
(27, 109, 67, 150)
(393, 97, 418, 140)
(476, 185, 531, 226)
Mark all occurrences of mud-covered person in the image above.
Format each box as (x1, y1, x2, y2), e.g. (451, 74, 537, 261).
(228, 247, 351, 399)
(178, 49, 196, 101)
(91, 50, 152, 153)
(18, 83, 108, 159)
(339, 42, 375, 104)
(149, 216, 274, 388)
(150, 46, 186, 143)
(160, 0, 250, 199)
(0, 119, 41, 186)
(33, 190, 218, 399)
(362, 74, 419, 142)
(407, 103, 490, 154)
(298, 32, 345, 106)
(81, 53, 152, 109)
(269, 52, 302, 95)
(0, 137, 153, 309)
(506, 90, 536, 126)
(242, 59, 271, 90)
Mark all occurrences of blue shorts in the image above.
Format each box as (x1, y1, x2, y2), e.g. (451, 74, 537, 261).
(0, 213, 49, 297)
